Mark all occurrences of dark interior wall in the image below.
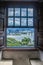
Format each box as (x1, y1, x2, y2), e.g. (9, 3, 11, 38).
(38, 2, 43, 50)
(0, 6, 5, 47)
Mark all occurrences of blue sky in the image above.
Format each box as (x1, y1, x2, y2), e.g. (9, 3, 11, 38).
(7, 28, 34, 34)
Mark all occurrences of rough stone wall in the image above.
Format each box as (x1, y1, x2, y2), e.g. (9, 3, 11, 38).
(2, 50, 39, 65)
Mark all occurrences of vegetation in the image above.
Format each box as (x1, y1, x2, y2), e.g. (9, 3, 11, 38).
(7, 37, 34, 47)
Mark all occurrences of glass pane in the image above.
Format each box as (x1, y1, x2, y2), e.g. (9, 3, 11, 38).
(28, 18, 33, 26)
(21, 18, 27, 26)
(8, 8, 14, 16)
(28, 8, 33, 16)
(15, 8, 20, 16)
(21, 8, 27, 16)
(15, 18, 20, 26)
(8, 18, 13, 26)
(7, 28, 34, 47)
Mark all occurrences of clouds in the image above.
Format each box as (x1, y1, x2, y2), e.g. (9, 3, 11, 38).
(7, 28, 34, 33)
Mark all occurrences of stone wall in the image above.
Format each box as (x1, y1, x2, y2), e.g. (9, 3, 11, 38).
(2, 50, 39, 65)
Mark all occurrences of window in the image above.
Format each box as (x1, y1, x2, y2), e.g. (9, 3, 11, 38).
(28, 18, 33, 26)
(15, 8, 20, 16)
(15, 18, 20, 26)
(28, 8, 33, 16)
(7, 28, 34, 47)
(21, 18, 27, 26)
(21, 8, 27, 16)
(8, 18, 13, 26)
(7, 6, 35, 48)
(8, 8, 14, 16)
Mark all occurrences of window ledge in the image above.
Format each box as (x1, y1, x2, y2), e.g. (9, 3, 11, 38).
(2, 48, 39, 51)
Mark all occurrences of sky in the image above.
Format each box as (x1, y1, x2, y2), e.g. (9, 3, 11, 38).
(7, 28, 34, 34)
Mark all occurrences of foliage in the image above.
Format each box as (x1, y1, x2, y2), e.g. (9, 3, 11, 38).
(22, 37, 31, 45)
(7, 37, 33, 47)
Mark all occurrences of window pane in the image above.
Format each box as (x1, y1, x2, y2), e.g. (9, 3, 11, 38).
(7, 28, 34, 47)
(21, 8, 27, 16)
(28, 8, 33, 16)
(15, 18, 20, 26)
(15, 8, 20, 16)
(8, 18, 13, 26)
(21, 18, 27, 26)
(28, 18, 33, 26)
(8, 8, 14, 16)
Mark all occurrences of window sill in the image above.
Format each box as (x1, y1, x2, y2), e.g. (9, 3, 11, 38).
(2, 47, 38, 51)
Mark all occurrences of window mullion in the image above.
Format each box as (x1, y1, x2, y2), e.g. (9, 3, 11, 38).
(7, 8, 8, 27)
(20, 8, 21, 26)
(27, 8, 28, 26)
(13, 8, 15, 26)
